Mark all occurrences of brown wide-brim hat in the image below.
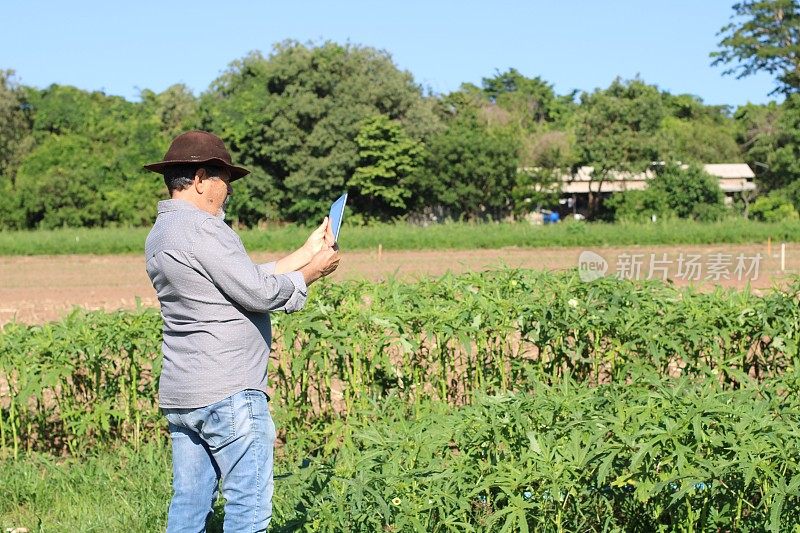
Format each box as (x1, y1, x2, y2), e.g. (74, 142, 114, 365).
(143, 130, 250, 181)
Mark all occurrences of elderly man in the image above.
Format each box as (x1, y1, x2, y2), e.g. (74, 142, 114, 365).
(143, 130, 339, 532)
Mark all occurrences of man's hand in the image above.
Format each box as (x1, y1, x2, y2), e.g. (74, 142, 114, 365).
(300, 246, 340, 286)
(302, 217, 335, 259)
(273, 218, 337, 275)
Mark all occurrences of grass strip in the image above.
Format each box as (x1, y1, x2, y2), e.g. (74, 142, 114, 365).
(0, 219, 799, 256)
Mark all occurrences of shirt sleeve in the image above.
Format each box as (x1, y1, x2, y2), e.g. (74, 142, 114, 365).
(258, 261, 277, 275)
(192, 218, 307, 313)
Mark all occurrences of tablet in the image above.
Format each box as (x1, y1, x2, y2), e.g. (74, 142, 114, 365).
(328, 193, 347, 243)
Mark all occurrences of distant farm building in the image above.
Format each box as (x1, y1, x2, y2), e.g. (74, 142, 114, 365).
(553, 163, 756, 217)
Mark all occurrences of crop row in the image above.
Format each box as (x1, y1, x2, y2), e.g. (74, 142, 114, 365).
(1, 270, 799, 455)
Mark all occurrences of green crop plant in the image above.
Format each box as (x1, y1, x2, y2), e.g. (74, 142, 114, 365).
(3, 372, 799, 531)
(267, 373, 800, 532)
(2, 270, 800, 456)
(0, 306, 162, 457)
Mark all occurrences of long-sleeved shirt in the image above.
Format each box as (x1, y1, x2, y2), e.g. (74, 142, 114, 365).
(145, 199, 307, 408)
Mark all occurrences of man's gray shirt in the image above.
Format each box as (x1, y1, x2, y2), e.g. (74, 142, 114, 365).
(145, 199, 307, 408)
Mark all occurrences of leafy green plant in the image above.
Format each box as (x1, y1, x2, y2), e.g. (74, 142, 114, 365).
(5, 374, 800, 532)
(273, 373, 800, 532)
(3, 270, 800, 530)
(750, 193, 800, 222)
(2, 270, 799, 457)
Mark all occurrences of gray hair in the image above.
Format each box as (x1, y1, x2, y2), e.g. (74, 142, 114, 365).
(163, 164, 225, 194)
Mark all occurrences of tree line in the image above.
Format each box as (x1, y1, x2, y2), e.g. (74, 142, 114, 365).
(1, 2, 800, 229)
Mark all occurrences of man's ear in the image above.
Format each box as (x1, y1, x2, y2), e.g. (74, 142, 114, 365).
(194, 168, 207, 194)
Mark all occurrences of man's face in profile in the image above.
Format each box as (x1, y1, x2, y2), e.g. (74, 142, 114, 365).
(214, 169, 233, 220)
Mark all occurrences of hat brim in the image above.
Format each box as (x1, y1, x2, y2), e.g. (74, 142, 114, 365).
(143, 157, 250, 181)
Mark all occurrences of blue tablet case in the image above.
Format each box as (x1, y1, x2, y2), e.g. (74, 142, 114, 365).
(328, 193, 347, 242)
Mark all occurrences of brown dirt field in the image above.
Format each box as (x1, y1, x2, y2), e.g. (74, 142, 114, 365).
(0, 243, 797, 325)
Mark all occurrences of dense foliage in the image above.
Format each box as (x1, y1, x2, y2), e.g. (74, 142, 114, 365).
(2, 270, 800, 530)
(198, 43, 440, 224)
(4, 376, 800, 532)
(4, 22, 800, 228)
(271, 379, 800, 532)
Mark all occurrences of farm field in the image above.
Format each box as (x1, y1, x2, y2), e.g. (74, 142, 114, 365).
(0, 242, 797, 325)
(2, 269, 799, 531)
(8, 1, 800, 529)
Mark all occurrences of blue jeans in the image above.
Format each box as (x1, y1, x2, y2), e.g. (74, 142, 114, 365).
(163, 389, 276, 533)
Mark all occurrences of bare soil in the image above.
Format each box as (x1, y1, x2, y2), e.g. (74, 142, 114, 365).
(1, 243, 796, 325)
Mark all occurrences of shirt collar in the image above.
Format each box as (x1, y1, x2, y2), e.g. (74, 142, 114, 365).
(157, 198, 202, 214)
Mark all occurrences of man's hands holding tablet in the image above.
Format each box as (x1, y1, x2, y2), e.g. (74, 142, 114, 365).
(297, 194, 347, 284)
(300, 246, 339, 285)
(300, 216, 340, 286)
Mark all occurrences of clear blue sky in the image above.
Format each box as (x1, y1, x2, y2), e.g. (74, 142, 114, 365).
(0, 0, 779, 107)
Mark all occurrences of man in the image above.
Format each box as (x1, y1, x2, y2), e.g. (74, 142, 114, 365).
(143, 130, 340, 532)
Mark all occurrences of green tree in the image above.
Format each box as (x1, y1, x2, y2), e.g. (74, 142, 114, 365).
(659, 117, 742, 164)
(0, 71, 31, 178)
(775, 177, 800, 209)
(735, 95, 800, 190)
(421, 116, 520, 220)
(200, 42, 440, 224)
(349, 115, 424, 221)
(574, 78, 665, 217)
(750, 191, 800, 220)
(0, 71, 33, 229)
(14, 134, 106, 227)
(140, 84, 200, 137)
(659, 93, 742, 163)
(651, 163, 725, 221)
(604, 188, 674, 223)
(712, 0, 800, 95)
(438, 72, 577, 218)
(481, 68, 574, 127)
(10, 84, 167, 228)
(510, 167, 563, 217)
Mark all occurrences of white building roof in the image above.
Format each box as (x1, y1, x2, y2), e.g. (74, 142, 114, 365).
(703, 163, 755, 179)
(552, 163, 755, 194)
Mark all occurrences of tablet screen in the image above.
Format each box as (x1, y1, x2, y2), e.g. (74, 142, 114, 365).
(328, 193, 347, 242)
